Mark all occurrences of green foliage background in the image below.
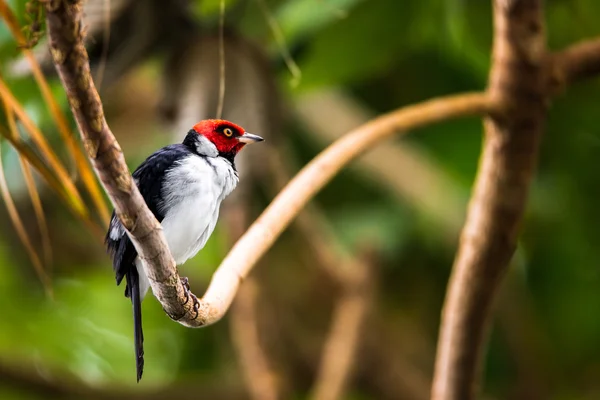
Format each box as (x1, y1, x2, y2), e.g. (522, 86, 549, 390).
(1, 0, 600, 398)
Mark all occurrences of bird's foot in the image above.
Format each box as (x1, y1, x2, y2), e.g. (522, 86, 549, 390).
(181, 276, 191, 292)
(181, 276, 200, 319)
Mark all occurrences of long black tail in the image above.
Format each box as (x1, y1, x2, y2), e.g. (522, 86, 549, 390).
(126, 268, 144, 382)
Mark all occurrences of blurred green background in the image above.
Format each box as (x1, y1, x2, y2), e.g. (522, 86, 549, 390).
(1, 0, 600, 399)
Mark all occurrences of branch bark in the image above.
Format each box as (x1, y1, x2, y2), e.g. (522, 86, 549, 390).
(44, 0, 200, 325)
(40, 1, 600, 398)
(431, 1, 547, 399)
(46, 0, 491, 329)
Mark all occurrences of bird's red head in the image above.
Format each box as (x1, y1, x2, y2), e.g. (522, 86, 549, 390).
(193, 119, 263, 155)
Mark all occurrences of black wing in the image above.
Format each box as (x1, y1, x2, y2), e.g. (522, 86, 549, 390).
(105, 144, 190, 285)
(104, 144, 190, 382)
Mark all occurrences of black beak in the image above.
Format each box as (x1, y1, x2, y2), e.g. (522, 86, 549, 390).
(237, 132, 264, 144)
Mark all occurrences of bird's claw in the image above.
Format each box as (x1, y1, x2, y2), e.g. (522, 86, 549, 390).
(190, 293, 200, 319)
(181, 276, 200, 319)
(181, 276, 191, 305)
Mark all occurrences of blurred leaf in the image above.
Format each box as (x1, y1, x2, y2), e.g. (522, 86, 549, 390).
(0, 267, 183, 386)
(276, 0, 364, 44)
(0, 0, 110, 225)
(328, 201, 411, 259)
(196, 0, 241, 18)
(0, 78, 86, 215)
(19, 157, 52, 267)
(0, 140, 51, 297)
(295, 0, 416, 88)
(4, 96, 52, 268)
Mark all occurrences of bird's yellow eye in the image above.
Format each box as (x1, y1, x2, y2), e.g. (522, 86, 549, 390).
(223, 128, 233, 137)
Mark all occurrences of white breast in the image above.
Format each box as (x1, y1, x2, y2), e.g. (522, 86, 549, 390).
(135, 154, 238, 299)
(160, 154, 238, 264)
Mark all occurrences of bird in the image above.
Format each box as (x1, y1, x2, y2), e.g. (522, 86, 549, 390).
(105, 119, 263, 382)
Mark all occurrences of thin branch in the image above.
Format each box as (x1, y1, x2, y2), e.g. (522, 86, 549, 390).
(46, 0, 198, 324)
(432, 1, 547, 400)
(294, 89, 465, 239)
(551, 37, 600, 88)
(299, 211, 372, 400)
(215, 0, 226, 119)
(4, 96, 53, 268)
(211, 93, 489, 324)
(255, 0, 301, 86)
(93, 0, 111, 90)
(46, 0, 492, 329)
(311, 288, 370, 400)
(0, 78, 87, 216)
(19, 156, 53, 268)
(308, 246, 373, 400)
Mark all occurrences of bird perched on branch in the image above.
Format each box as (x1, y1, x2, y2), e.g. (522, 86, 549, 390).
(105, 119, 263, 382)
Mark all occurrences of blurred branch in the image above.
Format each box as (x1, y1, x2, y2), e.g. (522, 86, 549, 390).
(0, 141, 52, 296)
(266, 152, 373, 400)
(3, 95, 53, 273)
(551, 37, 600, 88)
(20, 157, 53, 268)
(225, 201, 281, 400)
(46, 0, 491, 329)
(0, 358, 243, 400)
(432, 1, 547, 399)
(230, 279, 280, 400)
(0, 125, 103, 240)
(361, 316, 431, 400)
(0, 78, 87, 216)
(309, 248, 373, 400)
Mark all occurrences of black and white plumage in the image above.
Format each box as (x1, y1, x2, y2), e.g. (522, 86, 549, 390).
(105, 120, 263, 381)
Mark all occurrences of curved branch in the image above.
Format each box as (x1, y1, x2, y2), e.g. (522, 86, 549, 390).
(294, 89, 465, 239)
(45, 0, 491, 329)
(432, 1, 547, 399)
(211, 93, 489, 324)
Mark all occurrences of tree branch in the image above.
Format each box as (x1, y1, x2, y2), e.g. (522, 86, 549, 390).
(551, 37, 600, 88)
(46, 0, 491, 329)
(294, 88, 465, 239)
(46, 0, 219, 326)
(213, 92, 489, 321)
(432, 1, 547, 399)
